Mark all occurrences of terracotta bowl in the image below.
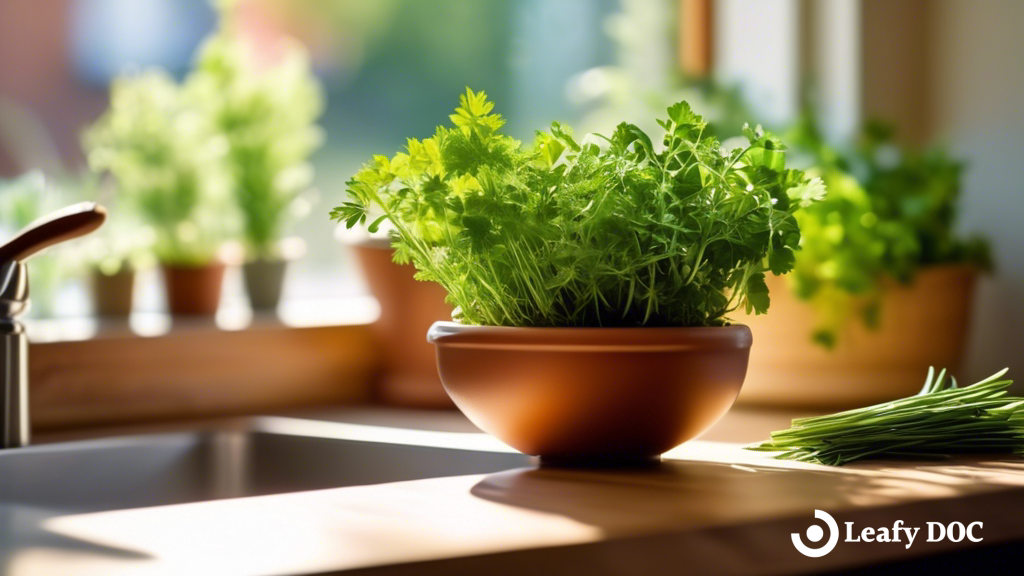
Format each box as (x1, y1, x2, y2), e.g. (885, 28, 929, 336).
(427, 321, 752, 463)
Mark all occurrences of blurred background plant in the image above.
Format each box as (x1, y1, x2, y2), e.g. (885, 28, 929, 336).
(783, 110, 991, 347)
(82, 70, 237, 267)
(187, 4, 324, 262)
(80, 201, 155, 278)
(853, 122, 990, 270)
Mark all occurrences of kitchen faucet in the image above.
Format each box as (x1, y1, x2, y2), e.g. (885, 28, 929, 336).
(1, 203, 106, 448)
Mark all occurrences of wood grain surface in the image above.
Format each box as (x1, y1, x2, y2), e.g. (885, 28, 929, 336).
(29, 323, 377, 430)
(10, 412, 1024, 576)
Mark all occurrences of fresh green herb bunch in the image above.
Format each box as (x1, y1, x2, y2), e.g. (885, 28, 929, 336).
(333, 89, 823, 327)
(784, 114, 990, 346)
(747, 367, 1019, 466)
(187, 29, 325, 260)
(83, 71, 236, 266)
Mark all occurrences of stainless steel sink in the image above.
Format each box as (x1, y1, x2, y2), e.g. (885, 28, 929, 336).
(0, 416, 532, 573)
(0, 417, 532, 515)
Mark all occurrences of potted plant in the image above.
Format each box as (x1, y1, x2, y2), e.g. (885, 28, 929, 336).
(186, 27, 325, 312)
(81, 203, 155, 318)
(333, 89, 822, 462)
(738, 117, 990, 408)
(336, 223, 454, 408)
(83, 71, 237, 316)
(45, 170, 153, 318)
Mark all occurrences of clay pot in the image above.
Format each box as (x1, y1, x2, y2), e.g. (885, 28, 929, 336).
(352, 242, 453, 408)
(90, 268, 134, 317)
(738, 265, 978, 409)
(427, 321, 752, 463)
(161, 262, 226, 316)
(242, 259, 288, 312)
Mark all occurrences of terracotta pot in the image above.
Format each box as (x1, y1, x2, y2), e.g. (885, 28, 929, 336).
(737, 265, 978, 409)
(428, 321, 752, 463)
(352, 243, 454, 408)
(242, 259, 288, 312)
(161, 262, 226, 317)
(90, 268, 134, 317)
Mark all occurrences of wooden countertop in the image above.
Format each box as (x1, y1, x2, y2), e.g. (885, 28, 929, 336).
(9, 408, 1024, 575)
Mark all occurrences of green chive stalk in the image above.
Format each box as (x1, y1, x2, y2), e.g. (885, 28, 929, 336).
(747, 367, 1019, 466)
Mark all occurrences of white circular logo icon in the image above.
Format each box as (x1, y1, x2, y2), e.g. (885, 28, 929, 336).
(792, 510, 839, 557)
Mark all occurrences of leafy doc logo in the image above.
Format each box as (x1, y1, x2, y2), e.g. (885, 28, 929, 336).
(793, 510, 840, 557)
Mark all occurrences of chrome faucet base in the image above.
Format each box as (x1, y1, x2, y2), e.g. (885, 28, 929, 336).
(1, 321, 28, 448)
(0, 261, 29, 449)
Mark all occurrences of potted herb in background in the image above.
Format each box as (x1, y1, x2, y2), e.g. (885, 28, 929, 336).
(38, 170, 155, 319)
(88, 248, 136, 317)
(336, 221, 454, 408)
(83, 71, 237, 317)
(187, 26, 324, 312)
(81, 196, 155, 318)
(739, 116, 990, 408)
(334, 89, 823, 462)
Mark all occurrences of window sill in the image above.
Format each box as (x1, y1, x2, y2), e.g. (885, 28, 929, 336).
(27, 297, 381, 432)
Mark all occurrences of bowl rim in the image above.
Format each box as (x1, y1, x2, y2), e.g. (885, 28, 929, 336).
(426, 321, 752, 352)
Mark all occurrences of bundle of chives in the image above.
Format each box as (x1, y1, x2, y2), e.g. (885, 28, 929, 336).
(746, 367, 1020, 466)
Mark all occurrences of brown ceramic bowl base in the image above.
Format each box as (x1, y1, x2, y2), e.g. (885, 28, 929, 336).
(428, 322, 752, 461)
(539, 454, 663, 469)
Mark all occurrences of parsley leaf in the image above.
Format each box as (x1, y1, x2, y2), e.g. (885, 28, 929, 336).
(333, 88, 821, 327)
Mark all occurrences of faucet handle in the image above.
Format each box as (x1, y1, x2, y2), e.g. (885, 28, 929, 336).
(0, 202, 107, 263)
